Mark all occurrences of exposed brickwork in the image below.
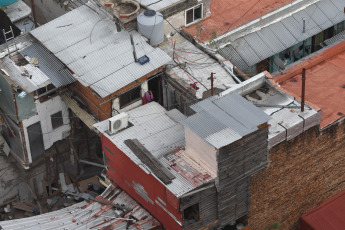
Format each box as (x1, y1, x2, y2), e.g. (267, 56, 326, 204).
(249, 120, 345, 229)
(70, 81, 113, 121)
(68, 67, 164, 121)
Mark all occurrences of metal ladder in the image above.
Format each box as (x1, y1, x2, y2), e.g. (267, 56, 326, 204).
(2, 26, 18, 55)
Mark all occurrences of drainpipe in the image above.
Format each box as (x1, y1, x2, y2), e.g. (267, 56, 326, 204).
(224, 66, 242, 83)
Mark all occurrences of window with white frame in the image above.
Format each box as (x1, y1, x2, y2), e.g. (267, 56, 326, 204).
(185, 4, 203, 26)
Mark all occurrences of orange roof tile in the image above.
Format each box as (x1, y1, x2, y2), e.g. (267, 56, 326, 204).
(183, 0, 294, 42)
(271, 41, 345, 128)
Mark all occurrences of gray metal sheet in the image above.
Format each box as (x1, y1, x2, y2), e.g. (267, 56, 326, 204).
(304, 5, 333, 30)
(20, 41, 75, 88)
(219, 45, 249, 70)
(244, 32, 275, 60)
(317, 0, 344, 24)
(218, 0, 345, 71)
(93, 102, 214, 197)
(231, 38, 261, 66)
(30, 6, 97, 43)
(181, 110, 226, 139)
(256, 26, 286, 52)
(214, 93, 271, 128)
(281, 16, 309, 41)
(292, 10, 322, 38)
(190, 98, 251, 136)
(269, 22, 297, 48)
(30, 5, 171, 98)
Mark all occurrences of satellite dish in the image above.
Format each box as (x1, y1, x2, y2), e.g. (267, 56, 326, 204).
(274, 57, 285, 72)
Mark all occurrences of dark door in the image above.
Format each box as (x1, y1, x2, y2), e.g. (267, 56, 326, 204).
(148, 75, 163, 105)
(27, 122, 45, 160)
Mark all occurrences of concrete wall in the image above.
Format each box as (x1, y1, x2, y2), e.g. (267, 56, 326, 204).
(249, 120, 345, 229)
(22, 95, 70, 163)
(185, 128, 217, 177)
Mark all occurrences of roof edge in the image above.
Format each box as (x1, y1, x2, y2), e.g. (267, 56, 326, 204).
(273, 41, 345, 83)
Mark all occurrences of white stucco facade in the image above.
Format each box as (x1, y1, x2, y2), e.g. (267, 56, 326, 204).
(22, 95, 70, 163)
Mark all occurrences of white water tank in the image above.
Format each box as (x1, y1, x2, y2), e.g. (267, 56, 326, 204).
(137, 10, 164, 46)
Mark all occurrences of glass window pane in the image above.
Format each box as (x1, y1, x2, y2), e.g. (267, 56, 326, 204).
(51, 111, 63, 129)
(186, 9, 194, 25)
(194, 5, 202, 20)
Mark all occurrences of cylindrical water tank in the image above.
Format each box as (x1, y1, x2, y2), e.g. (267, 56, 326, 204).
(137, 10, 164, 46)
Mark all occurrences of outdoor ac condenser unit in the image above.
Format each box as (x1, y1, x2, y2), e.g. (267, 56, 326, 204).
(108, 113, 129, 134)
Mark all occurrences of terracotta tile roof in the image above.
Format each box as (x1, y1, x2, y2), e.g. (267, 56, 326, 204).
(183, 0, 294, 42)
(270, 41, 345, 129)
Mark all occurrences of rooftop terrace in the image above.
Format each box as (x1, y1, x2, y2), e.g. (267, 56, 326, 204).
(272, 40, 345, 128)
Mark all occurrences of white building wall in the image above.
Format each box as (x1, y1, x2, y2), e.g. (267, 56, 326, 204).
(112, 81, 149, 115)
(22, 95, 70, 163)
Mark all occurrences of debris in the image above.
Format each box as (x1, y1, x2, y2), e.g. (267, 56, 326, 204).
(11, 202, 35, 213)
(29, 57, 38, 65)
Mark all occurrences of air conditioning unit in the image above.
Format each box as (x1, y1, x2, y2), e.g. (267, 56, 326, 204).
(108, 113, 129, 134)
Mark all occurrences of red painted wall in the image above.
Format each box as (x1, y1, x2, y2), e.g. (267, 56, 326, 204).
(101, 133, 183, 230)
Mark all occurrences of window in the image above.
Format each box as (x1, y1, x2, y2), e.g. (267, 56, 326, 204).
(120, 86, 141, 109)
(37, 84, 56, 96)
(51, 111, 63, 129)
(185, 4, 203, 26)
(183, 203, 200, 225)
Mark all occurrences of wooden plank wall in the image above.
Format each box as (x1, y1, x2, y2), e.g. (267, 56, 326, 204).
(180, 185, 218, 230)
(217, 127, 269, 227)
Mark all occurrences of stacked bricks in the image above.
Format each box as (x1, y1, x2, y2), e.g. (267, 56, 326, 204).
(249, 120, 345, 229)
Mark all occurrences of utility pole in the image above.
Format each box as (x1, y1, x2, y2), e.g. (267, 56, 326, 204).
(210, 72, 215, 96)
(301, 68, 306, 112)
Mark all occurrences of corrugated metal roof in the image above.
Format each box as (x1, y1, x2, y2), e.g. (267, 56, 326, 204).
(182, 92, 271, 148)
(93, 102, 215, 197)
(219, 0, 345, 70)
(0, 57, 40, 93)
(20, 40, 75, 88)
(0, 184, 161, 230)
(30, 4, 171, 98)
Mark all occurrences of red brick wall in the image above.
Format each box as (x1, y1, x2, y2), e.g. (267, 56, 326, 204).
(69, 67, 164, 121)
(70, 81, 113, 121)
(249, 121, 345, 229)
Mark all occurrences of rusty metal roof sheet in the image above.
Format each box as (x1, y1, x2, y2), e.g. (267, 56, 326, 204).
(0, 184, 161, 230)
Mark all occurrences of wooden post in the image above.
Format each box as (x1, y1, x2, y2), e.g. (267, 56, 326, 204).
(30, 0, 38, 27)
(301, 68, 306, 112)
(210, 72, 214, 96)
(45, 157, 52, 196)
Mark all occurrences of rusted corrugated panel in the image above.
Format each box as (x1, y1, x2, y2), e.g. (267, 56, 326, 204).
(0, 184, 161, 230)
